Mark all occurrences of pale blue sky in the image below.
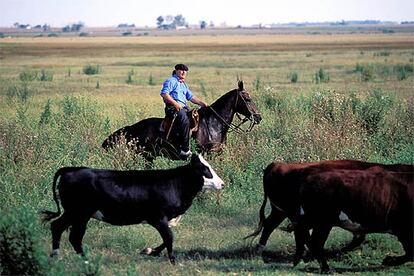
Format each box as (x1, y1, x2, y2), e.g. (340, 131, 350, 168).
(1, 0, 413, 27)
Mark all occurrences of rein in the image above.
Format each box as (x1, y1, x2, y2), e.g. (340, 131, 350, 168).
(207, 91, 258, 133)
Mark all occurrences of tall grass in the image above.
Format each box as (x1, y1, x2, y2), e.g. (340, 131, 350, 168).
(0, 36, 413, 274)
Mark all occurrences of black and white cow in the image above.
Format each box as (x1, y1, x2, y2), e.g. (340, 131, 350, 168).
(41, 154, 224, 264)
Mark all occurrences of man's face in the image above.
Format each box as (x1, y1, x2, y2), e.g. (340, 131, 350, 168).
(176, 69, 187, 80)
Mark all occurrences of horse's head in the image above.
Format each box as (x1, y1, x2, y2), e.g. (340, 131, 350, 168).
(235, 81, 262, 126)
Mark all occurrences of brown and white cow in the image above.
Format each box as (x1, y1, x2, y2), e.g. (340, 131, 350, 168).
(246, 160, 413, 271)
(295, 166, 413, 272)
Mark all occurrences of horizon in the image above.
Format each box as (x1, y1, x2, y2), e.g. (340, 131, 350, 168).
(1, 0, 413, 28)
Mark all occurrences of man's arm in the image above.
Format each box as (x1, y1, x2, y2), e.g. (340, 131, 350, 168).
(161, 93, 182, 111)
(190, 96, 208, 107)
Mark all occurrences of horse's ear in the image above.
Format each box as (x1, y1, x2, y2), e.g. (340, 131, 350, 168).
(238, 80, 244, 91)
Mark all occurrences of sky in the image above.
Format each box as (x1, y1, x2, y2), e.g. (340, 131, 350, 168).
(1, 0, 413, 27)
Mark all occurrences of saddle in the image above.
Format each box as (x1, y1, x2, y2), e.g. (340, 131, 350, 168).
(161, 109, 200, 139)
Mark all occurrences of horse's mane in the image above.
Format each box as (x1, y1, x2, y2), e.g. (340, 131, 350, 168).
(197, 89, 238, 116)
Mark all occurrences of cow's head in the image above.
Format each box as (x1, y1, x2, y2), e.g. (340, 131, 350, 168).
(191, 154, 224, 190)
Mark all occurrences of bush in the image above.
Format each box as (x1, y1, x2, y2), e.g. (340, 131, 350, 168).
(0, 208, 48, 275)
(83, 64, 101, 75)
(356, 89, 395, 135)
(360, 65, 375, 81)
(289, 71, 298, 83)
(126, 69, 134, 84)
(314, 68, 330, 83)
(19, 69, 38, 82)
(394, 64, 413, 80)
(39, 69, 53, 81)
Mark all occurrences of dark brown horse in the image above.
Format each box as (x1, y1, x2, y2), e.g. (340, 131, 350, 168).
(102, 81, 262, 160)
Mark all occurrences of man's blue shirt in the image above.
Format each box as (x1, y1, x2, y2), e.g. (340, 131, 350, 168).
(160, 75, 193, 107)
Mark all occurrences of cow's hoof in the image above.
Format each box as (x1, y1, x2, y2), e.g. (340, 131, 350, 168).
(293, 255, 302, 267)
(382, 255, 407, 266)
(254, 244, 265, 254)
(141, 247, 153, 255)
(50, 249, 60, 258)
(169, 256, 176, 265)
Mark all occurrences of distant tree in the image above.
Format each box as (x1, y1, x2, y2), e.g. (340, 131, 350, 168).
(209, 21, 215, 27)
(42, 24, 50, 31)
(13, 22, 19, 28)
(200, 20, 207, 29)
(156, 16, 164, 28)
(174, 14, 186, 27)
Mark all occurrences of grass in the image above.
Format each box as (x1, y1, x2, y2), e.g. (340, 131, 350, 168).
(1, 30, 413, 275)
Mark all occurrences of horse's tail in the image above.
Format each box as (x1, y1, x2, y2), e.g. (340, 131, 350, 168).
(102, 127, 128, 150)
(40, 167, 84, 222)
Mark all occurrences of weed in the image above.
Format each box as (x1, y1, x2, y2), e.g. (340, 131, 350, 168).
(83, 64, 101, 75)
(0, 208, 48, 275)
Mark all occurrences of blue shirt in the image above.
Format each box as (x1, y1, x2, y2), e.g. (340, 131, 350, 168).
(160, 75, 193, 107)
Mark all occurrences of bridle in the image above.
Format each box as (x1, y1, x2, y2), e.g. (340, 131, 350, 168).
(208, 90, 260, 133)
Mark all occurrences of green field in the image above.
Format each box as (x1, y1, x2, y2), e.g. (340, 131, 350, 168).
(1, 29, 413, 275)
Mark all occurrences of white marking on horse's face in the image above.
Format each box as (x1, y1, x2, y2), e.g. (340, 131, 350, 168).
(300, 206, 305, 215)
(198, 154, 224, 190)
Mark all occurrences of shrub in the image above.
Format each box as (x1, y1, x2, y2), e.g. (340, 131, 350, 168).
(122, 31, 132, 36)
(360, 65, 375, 81)
(394, 64, 413, 80)
(0, 208, 48, 275)
(148, 73, 155, 85)
(39, 69, 53, 81)
(126, 69, 134, 84)
(314, 68, 330, 83)
(253, 75, 261, 91)
(79, 32, 89, 37)
(6, 82, 33, 104)
(289, 71, 298, 83)
(19, 69, 38, 82)
(39, 99, 53, 125)
(83, 64, 101, 75)
(356, 89, 394, 135)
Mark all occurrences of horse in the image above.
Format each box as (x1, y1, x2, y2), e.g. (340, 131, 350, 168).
(102, 81, 262, 160)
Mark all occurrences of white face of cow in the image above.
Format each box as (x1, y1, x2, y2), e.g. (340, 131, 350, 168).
(198, 154, 224, 190)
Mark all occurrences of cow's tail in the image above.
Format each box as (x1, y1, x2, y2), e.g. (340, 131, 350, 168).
(40, 167, 82, 223)
(243, 192, 267, 240)
(243, 167, 271, 240)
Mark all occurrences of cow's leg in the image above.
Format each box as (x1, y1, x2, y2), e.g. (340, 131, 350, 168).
(309, 225, 332, 273)
(292, 219, 309, 267)
(257, 209, 286, 252)
(68, 217, 90, 256)
(147, 218, 175, 264)
(50, 212, 72, 257)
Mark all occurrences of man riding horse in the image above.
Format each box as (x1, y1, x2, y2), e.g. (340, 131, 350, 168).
(160, 64, 208, 159)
